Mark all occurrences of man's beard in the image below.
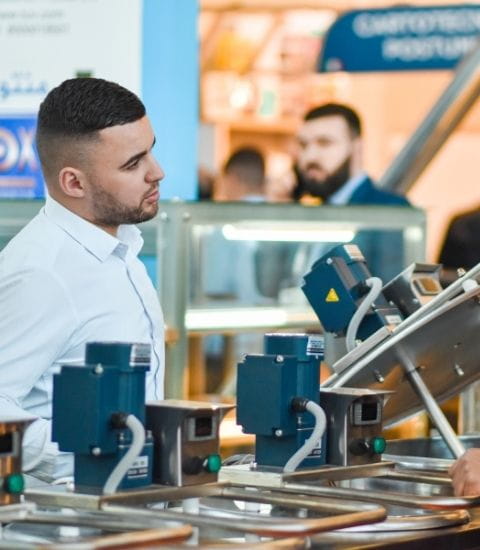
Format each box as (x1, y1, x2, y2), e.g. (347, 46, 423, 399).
(90, 185, 158, 227)
(300, 156, 352, 202)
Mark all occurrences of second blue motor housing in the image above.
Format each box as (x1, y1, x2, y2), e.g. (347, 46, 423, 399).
(302, 244, 403, 339)
(236, 333, 325, 469)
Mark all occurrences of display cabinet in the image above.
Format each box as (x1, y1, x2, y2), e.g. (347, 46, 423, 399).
(150, 201, 426, 398)
(0, 200, 426, 401)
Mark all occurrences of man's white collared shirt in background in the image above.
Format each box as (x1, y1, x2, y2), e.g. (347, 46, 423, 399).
(0, 196, 165, 483)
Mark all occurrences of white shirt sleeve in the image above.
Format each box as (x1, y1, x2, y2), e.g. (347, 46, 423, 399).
(0, 266, 76, 481)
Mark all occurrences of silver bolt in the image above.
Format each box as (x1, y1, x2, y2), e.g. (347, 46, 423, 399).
(274, 429, 283, 437)
(454, 364, 465, 376)
(93, 364, 103, 375)
(91, 447, 102, 456)
(373, 370, 385, 383)
(275, 355, 284, 363)
(326, 258, 333, 265)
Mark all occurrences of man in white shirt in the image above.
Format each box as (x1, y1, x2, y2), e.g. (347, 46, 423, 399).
(0, 77, 165, 483)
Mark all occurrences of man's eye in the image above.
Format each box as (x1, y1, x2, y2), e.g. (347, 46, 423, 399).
(126, 159, 140, 170)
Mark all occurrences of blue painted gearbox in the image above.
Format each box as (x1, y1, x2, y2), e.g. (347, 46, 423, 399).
(52, 342, 153, 492)
(302, 244, 402, 338)
(236, 333, 325, 469)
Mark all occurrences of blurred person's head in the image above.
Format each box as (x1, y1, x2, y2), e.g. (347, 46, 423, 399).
(294, 103, 362, 202)
(215, 147, 265, 201)
(36, 77, 164, 235)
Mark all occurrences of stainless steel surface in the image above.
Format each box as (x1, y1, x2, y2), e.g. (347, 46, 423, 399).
(331, 510, 470, 532)
(221, 462, 476, 530)
(325, 285, 480, 426)
(383, 454, 453, 472)
(320, 388, 388, 466)
(332, 327, 391, 376)
(282, 481, 474, 516)
(26, 481, 387, 536)
(158, 539, 307, 550)
(390, 262, 480, 335)
(379, 43, 480, 193)
(146, 400, 233, 487)
(284, 462, 396, 483)
(0, 504, 192, 548)
(102, 488, 387, 537)
(381, 263, 442, 317)
(386, 434, 480, 460)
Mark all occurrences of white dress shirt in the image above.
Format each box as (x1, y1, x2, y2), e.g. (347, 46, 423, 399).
(0, 196, 165, 483)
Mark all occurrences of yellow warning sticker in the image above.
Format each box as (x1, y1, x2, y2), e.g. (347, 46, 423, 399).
(326, 288, 340, 302)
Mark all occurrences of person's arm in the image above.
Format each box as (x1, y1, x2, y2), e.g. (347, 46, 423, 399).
(0, 266, 76, 482)
(448, 448, 480, 496)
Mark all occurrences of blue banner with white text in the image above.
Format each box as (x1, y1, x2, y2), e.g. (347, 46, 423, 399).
(319, 4, 480, 72)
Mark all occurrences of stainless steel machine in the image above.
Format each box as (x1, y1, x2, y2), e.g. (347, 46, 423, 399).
(321, 388, 389, 466)
(20, 342, 389, 548)
(146, 399, 233, 486)
(14, 255, 480, 547)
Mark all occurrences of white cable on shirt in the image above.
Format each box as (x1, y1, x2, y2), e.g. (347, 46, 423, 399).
(345, 277, 383, 352)
(283, 401, 326, 473)
(102, 414, 145, 495)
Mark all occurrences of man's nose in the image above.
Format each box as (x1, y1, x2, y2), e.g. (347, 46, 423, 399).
(147, 157, 165, 183)
(303, 143, 320, 163)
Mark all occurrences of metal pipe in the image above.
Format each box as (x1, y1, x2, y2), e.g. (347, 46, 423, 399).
(379, 42, 480, 193)
(282, 482, 479, 512)
(397, 351, 466, 459)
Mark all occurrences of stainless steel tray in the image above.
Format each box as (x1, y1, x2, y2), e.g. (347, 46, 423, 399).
(26, 481, 386, 538)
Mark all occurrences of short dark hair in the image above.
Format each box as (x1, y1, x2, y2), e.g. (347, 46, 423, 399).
(304, 102, 361, 138)
(224, 147, 265, 188)
(36, 77, 146, 183)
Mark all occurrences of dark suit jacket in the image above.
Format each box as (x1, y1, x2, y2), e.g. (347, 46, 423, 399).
(347, 176, 411, 282)
(348, 176, 410, 206)
(439, 207, 480, 270)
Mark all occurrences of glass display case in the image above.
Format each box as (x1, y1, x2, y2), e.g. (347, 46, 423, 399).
(0, 200, 426, 401)
(150, 201, 426, 398)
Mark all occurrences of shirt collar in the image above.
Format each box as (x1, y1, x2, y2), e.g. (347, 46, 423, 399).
(44, 195, 144, 261)
(327, 172, 367, 205)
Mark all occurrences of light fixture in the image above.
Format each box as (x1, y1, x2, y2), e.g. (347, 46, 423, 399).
(222, 223, 355, 242)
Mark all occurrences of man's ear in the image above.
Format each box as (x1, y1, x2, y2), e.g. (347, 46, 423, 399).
(58, 167, 87, 198)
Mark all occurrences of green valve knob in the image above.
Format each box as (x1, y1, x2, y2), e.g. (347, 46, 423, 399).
(371, 437, 386, 455)
(204, 454, 222, 473)
(4, 473, 24, 494)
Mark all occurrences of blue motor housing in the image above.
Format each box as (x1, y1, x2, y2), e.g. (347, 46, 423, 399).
(302, 244, 402, 338)
(237, 333, 325, 469)
(52, 341, 153, 492)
